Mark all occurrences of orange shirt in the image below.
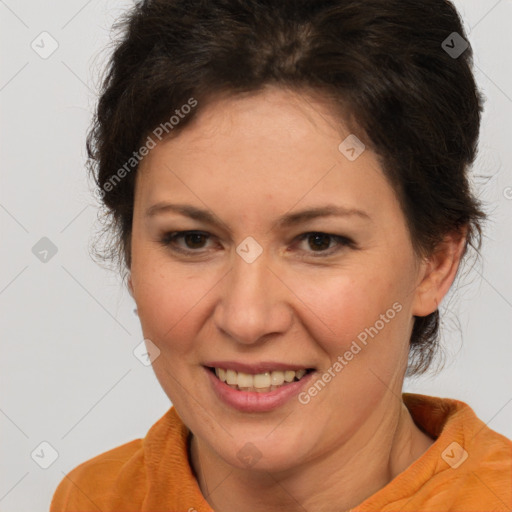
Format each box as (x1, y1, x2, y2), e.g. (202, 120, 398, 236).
(50, 393, 512, 511)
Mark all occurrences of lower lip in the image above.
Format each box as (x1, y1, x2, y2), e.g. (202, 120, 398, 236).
(205, 367, 315, 413)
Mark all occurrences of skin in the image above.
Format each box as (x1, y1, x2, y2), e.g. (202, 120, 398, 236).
(128, 86, 467, 512)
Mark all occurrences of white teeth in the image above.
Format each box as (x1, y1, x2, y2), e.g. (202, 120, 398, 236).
(237, 372, 253, 388)
(284, 370, 295, 382)
(213, 367, 309, 391)
(295, 369, 306, 380)
(253, 372, 271, 388)
(226, 369, 237, 385)
(270, 371, 285, 386)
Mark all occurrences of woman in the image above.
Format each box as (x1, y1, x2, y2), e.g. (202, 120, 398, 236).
(50, 0, 512, 510)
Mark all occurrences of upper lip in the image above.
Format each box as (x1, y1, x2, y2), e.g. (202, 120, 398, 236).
(204, 361, 314, 374)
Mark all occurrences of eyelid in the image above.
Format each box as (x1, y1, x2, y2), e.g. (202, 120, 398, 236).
(158, 230, 355, 257)
(159, 230, 215, 253)
(293, 232, 355, 256)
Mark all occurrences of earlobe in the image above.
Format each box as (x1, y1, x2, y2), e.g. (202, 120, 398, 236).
(128, 275, 134, 297)
(411, 229, 467, 317)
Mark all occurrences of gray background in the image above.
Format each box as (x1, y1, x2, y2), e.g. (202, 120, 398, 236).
(1, 0, 511, 510)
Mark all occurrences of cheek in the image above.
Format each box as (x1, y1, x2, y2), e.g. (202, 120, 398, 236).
(131, 237, 415, 370)
(131, 258, 206, 357)
(294, 268, 407, 348)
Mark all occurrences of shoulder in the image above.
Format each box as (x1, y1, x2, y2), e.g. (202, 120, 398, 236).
(403, 393, 512, 510)
(50, 407, 182, 511)
(431, 426, 512, 510)
(50, 438, 146, 511)
(460, 410, 512, 508)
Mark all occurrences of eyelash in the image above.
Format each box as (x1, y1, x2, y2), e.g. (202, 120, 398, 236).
(158, 231, 355, 257)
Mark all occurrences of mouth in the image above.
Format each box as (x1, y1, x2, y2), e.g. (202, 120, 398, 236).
(207, 366, 314, 393)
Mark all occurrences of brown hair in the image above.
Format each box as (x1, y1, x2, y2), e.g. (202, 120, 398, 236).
(88, 0, 486, 377)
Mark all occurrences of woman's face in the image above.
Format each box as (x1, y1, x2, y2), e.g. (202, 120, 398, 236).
(129, 87, 429, 472)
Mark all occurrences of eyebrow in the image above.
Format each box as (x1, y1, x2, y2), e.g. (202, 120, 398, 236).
(146, 202, 371, 231)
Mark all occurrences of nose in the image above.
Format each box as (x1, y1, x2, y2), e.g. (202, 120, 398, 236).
(214, 249, 293, 346)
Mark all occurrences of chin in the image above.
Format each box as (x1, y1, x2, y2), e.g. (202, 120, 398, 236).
(212, 425, 314, 473)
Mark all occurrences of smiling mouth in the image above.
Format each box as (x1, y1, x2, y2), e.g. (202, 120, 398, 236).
(208, 367, 314, 392)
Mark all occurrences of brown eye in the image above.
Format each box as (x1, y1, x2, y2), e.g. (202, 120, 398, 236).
(181, 232, 209, 249)
(296, 232, 354, 256)
(159, 230, 355, 258)
(160, 231, 212, 253)
(307, 233, 332, 251)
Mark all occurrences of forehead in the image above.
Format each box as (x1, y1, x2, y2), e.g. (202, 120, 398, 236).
(149, 87, 353, 154)
(134, 87, 399, 228)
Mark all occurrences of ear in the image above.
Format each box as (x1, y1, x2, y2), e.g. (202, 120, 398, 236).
(128, 274, 134, 298)
(412, 228, 468, 317)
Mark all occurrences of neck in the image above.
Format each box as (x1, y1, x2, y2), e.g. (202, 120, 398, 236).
(189, 398, 434, 512)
